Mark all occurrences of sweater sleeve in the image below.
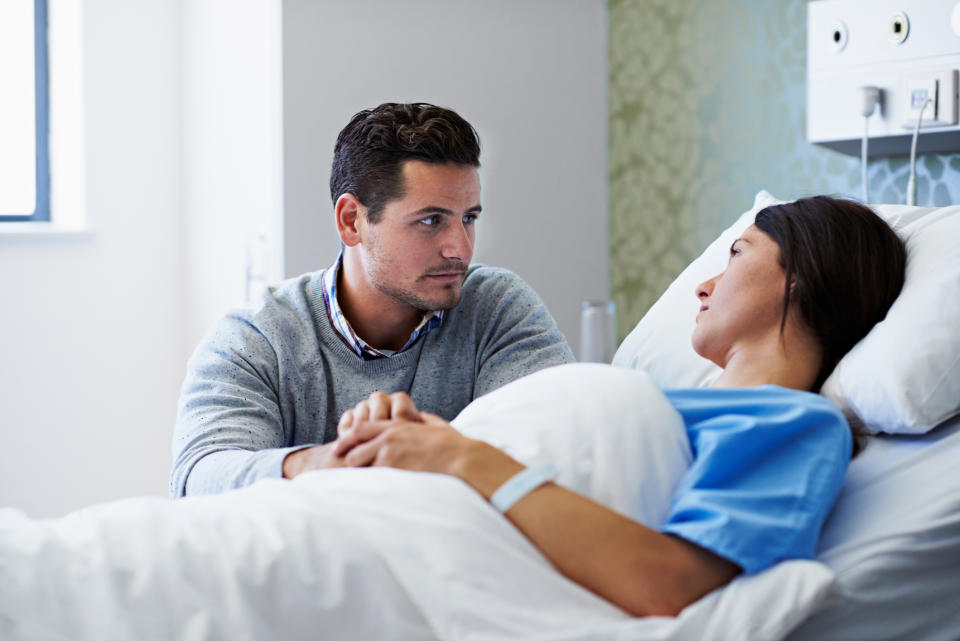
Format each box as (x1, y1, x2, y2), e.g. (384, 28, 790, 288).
(169, 313, 309, 498)
(468, 268, 575, 398)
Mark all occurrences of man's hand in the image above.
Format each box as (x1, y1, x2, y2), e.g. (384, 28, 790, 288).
(285, 392, 425, 477)
(337, 413, 460, 470)
(282, 442, 349, 479)
(340, 412, 526, 500)
(333, 391, 423, 457)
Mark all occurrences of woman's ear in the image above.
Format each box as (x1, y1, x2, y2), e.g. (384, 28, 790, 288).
(335, 194, 366, 247)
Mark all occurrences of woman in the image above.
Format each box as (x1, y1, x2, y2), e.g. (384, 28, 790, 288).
(332, 195, 907, 617)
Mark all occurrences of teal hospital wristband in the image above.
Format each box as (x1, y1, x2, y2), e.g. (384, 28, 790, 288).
(490, 463, 559, 513)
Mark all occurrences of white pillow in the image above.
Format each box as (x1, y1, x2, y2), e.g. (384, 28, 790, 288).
(613, 190, 960, 435)
(453, 363, 692, 527)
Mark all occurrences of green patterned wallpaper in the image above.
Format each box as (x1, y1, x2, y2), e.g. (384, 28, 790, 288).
(609, 0, 960, 338)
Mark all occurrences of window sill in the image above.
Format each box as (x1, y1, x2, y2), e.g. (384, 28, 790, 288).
(0, 221, 92, 238)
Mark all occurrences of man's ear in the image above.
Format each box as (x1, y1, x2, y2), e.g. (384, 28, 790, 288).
(335, 194, 366, 247)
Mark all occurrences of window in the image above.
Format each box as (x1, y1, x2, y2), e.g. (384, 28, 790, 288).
(0, 0, 49, 222)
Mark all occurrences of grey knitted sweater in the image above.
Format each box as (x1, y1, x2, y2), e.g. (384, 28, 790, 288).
(171, 264, 574, 496)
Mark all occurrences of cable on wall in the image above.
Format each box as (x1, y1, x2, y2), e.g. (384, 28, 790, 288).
(907, 97, 931, 206)
(860, 86, 881, 203)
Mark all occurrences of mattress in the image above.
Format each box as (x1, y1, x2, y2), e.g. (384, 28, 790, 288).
(788, 414, 960, 640)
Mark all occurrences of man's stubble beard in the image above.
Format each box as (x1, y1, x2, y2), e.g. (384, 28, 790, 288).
(367, 255, 465, 312)
(373, 276, 463, 312)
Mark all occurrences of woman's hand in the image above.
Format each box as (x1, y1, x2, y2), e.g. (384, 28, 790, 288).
(339, 413, 469, 474)
(340, 412, 527, 498)
(334, 391, 423, 457)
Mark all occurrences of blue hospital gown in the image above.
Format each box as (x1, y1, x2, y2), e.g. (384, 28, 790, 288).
(661, 386, 851, 574)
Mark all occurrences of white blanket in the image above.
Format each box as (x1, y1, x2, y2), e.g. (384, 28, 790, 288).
(0, 364, 834, 641)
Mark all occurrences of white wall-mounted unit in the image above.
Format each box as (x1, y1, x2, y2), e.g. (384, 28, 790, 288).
(808, 0, 960, 156)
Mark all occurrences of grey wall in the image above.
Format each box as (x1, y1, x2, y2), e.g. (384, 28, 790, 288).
(281, 0, 609, 351)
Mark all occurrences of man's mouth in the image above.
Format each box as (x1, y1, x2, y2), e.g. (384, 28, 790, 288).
(423, 272, 466, 283)
(422, 265, 467, 282)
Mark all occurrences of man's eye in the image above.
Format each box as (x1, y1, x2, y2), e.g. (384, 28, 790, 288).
(463, 214, 478, 224)
(420, 216, 440, 226)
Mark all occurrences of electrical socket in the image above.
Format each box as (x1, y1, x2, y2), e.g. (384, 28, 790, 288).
(903, 76, 938, 126)
(901, 69, 959, 128)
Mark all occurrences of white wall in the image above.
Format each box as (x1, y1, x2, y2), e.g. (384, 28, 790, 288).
(0, 0, 608, 518)
(281, 0, 609, 349)
(0, 0, 183, 517)
(181, 0, 284, 353)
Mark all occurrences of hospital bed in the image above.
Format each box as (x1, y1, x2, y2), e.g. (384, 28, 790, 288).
(1, 191, 958, 641)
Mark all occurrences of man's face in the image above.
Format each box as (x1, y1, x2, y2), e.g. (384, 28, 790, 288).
(356, 160, 481, 313)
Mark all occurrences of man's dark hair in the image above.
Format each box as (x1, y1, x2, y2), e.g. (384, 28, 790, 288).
(754, 195, 907, 391)
(329, 103, 481, 223)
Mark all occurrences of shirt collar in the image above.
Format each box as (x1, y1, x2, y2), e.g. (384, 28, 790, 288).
(322, 249, 444, 359)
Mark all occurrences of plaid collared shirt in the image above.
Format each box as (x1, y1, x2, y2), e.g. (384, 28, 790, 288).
(321, 249, 444, 360)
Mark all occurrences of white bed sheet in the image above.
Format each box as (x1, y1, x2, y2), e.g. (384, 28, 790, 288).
(0, 364, 837, 641)
(788, 414, 960, 640)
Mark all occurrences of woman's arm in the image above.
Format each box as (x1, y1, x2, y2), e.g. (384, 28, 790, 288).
(340, 414, 740, 617)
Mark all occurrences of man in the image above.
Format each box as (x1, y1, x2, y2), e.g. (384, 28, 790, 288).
(171, 102, 573, 497)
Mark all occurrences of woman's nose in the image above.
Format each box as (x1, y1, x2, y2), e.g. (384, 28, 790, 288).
(696, 274, 718, 300)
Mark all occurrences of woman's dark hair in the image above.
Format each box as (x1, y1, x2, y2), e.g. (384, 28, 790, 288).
(754, 196, 907, 391)
(329, 102, 481, 223)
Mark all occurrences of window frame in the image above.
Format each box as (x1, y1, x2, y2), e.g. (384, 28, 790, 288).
(1, 0, 50, 223)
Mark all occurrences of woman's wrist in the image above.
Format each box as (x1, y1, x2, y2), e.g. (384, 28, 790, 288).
(452, 439, 526, 500)
(490, 464, 559, 513)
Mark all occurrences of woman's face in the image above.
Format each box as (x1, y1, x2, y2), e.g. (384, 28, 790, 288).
(691, 225, 788, 366)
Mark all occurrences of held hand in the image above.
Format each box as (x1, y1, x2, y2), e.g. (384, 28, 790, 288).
(334, 391, 423, 456)
(340, 412, 467, 474)
(342, 413, 525, 498)
(281, 442, 349, 479)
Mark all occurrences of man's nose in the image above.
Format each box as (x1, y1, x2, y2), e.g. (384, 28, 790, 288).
(440, 220, 473, 261)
